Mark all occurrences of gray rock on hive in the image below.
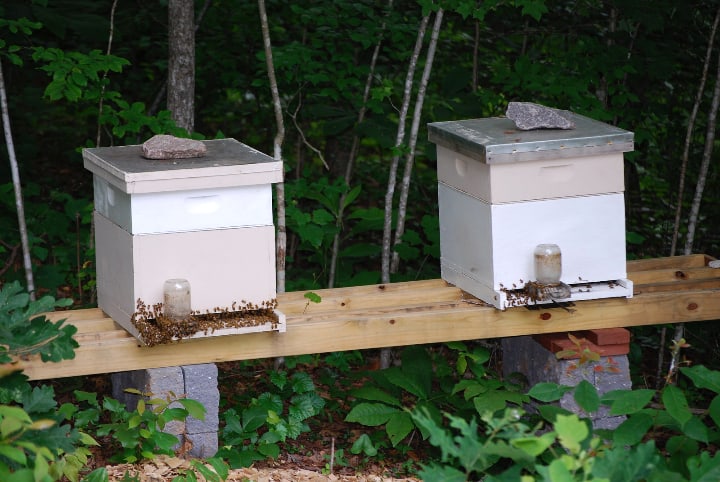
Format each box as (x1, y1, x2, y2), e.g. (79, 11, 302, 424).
(506, 102, 575, 130)
(142, 134, 207, 160)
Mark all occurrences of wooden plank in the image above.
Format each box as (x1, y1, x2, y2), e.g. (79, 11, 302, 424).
(627, 254, 712, 272)
(17, 254, 720, 380)
(629, 266, 720, 285)
(19, 285, 720, 380)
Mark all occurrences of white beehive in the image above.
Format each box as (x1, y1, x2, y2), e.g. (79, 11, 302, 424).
(428, 113, 634, 309)
(83, 138, 285, 342)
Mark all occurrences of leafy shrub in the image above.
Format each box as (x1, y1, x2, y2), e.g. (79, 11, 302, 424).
(217, 370, 325, 468)
(345, 344, 527, 452)
(411, 364, 720, 481)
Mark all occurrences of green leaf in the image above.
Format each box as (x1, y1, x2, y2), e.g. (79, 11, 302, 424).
(607, 389, 655, 415)
(22, 386, 57, 414)
(386, 411, 414, 446)
(683, 416, 710, 443)
(682, 365, 720, 394)
(303, 292, 322, 304)
(345, 402, 399, 426)
(383, 367, 428, 400)
(350, 433, 377, 456)
(417, 464, 467, 482)
(709, 394, 720, 428)
(613, 413, 653, 446)
(687, 451, 720, 481)
(0, 445, 27, 465)
(528, 382, 571, 402)
(573, 380, 600, 413)
(662, 384, 692, 427)
(351, 386, 402, 407)
(178, 398, 206, 421)
(554, 414, 588, 453)
(510, 432, 556, 457)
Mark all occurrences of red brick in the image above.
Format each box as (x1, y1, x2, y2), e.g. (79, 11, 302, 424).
(532, 331, 629, 358)
(581, 328, 630, 346)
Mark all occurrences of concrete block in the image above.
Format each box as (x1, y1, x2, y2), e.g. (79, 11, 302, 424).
(502, 334, 631, 429)
(186, 431, 219, 458)
(182, 364, 220, 435)
(111, 364, 220, 458)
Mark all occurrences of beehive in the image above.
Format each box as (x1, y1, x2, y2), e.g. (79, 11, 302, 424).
(428, 113, 634, 309)
(83, 138, 285, 342)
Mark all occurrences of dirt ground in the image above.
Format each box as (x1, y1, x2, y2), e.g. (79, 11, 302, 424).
(104, 454, 422, 481)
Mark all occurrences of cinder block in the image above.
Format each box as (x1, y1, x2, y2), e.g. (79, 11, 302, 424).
(111, 364, 219, 457)
(186, 432, 219, 458)
(182, 364, 219, 435)
(502, 335, 631, 429)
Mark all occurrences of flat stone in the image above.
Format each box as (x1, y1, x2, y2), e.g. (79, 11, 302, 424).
(506, 102, 575, 130)
(142, 134, 207, 160)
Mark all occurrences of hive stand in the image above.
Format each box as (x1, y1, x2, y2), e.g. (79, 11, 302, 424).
(17, 254, 720, 456)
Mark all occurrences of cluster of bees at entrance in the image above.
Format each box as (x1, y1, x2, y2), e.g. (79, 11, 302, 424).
(131, 298, 280, 346)
(499, 279, 583, 308)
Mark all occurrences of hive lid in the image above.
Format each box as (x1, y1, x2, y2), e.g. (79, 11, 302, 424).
(428, 113, 634, 164)
(83, 138, 283, 194)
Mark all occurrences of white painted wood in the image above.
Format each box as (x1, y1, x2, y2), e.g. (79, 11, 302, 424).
(438, 184, 629, 308)
(93, 177, 273, 234)
(95, 212, 277, 339)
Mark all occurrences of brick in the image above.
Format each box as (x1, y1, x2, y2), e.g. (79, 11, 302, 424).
(533, 331, 629, 357)
(581, 328, 630, 346)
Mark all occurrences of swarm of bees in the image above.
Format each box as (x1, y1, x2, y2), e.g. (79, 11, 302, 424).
(131, 298, 280, 346)
(499, 280, 574, 308)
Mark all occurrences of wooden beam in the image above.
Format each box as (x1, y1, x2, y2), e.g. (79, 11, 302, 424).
(17, 255, 720, 380)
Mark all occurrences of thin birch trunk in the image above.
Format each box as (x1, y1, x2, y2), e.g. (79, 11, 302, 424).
(96, 0, 119, 147)
(391, 9, 443, 274)
(684, 48, 720, 255)
(659, 5, 720, 388)
(0, 61, 35, 299)
(328, 0, 393, 288)
(379, 13, 430, 369)
(381, 13, 430, 285)
(258, 0, 286, 294)
(670, 6, 720, 255)
(667, 42, 720, 385)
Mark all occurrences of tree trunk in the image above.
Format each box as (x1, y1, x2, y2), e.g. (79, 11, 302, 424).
(391, 9, 444, 274)
(167, 0, 195, 134)
(666, 37, 720, 386)
(671, 6, 720, 256)
(258, 0, 286, 294)
(660, 5, 720, 388)
(0, 61, 35, 299)
(381, 13, 430, 284)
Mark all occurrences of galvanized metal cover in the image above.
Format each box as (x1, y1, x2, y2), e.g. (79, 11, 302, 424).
(83, 138, 282, 193)
(428, 113, 634, 164)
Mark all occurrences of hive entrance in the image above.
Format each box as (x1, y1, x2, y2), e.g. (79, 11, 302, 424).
(131, 299, 280, 346)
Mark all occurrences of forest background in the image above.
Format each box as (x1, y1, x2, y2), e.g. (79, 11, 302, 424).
(1, 0, 720, 358)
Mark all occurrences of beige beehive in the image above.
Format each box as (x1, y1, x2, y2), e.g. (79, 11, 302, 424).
(83, 138, 285, 342)
(428, 113, 634, 309)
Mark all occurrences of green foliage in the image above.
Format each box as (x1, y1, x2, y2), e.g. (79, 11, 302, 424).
(70, 389, 206, 464)
(0, 284, 102, 482)
(345, 344, 527, 451)
(217, 370, 325, 468)
(414, 363, 720, 481)
(0, 281, 76, 364)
